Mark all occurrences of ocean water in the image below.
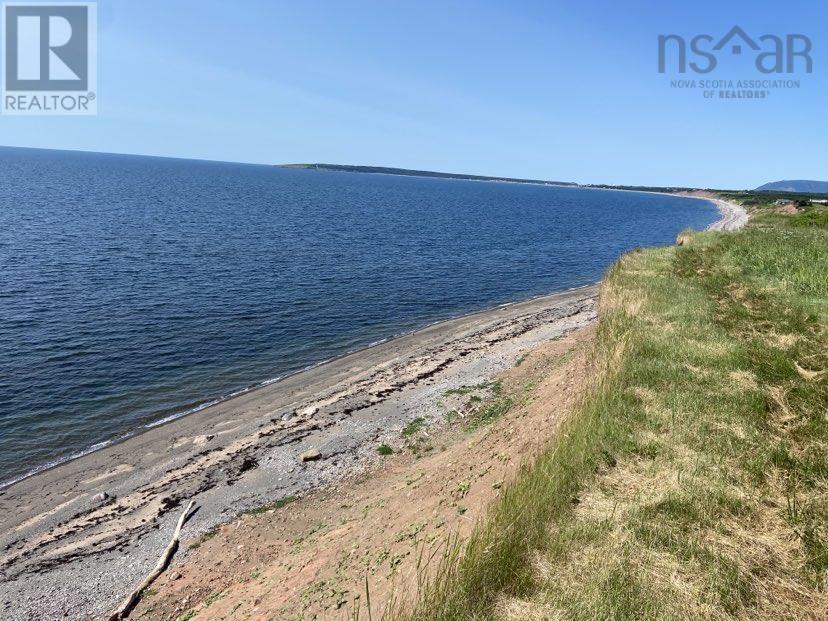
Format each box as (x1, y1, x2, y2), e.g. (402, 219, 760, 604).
(0, 148, 718, 486)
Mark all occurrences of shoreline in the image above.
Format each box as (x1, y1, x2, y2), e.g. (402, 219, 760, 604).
(702, 196, 750, 230)
(0, 193, 742, 490)
(0, 282, 597, 492)
(1, 191, 738, 492)
(0, 284, 599, 620)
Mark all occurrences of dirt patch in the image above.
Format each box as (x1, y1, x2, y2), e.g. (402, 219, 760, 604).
(130, 326, 595, 621)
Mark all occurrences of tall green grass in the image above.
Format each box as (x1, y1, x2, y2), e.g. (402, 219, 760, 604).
(399, 218, 827, 620)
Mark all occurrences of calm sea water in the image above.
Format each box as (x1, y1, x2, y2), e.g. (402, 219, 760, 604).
(0, 147, 718, 486)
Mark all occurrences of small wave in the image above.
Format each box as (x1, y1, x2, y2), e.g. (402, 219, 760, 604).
(0, 437, 123, 490)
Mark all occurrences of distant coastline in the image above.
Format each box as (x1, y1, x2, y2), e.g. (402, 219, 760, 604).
(278, 162, 705, 194)
(278, 164, 828, 202)
(278, 162, 579, 187)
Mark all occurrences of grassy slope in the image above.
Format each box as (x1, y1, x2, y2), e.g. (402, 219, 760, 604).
(402, 202, 827, 619)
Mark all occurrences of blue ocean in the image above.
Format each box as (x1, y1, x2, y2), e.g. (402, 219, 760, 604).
(0, 147, 718, 485)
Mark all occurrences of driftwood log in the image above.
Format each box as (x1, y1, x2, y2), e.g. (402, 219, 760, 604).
(109, 499, 197, 620)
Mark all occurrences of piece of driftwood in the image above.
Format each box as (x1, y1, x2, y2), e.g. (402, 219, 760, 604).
(109, 499, 197, 621)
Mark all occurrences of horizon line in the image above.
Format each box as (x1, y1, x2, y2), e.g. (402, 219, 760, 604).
(0, 143, 754, 191)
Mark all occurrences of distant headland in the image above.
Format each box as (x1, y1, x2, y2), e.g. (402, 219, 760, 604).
(276, 163, 708, 194)
(755, 180, 828, 193)
(277, 163, 578, 187)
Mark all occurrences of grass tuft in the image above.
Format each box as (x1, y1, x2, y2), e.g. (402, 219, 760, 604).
(402, 417, 426, 438)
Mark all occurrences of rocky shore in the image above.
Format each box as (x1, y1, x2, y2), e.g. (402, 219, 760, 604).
(0, 286, 597, 620)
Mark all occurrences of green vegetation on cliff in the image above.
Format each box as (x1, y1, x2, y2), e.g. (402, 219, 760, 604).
(402, 198, 827, 620)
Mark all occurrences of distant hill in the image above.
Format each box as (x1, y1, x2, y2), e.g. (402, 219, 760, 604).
(755, 180, 828, 193)
(277, 164, 577, 187)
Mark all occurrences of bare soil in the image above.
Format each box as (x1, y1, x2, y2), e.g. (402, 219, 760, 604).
(130, 326, 596, 621)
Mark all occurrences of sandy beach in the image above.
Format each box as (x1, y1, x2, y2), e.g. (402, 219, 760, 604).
(686, 191, 750, 231)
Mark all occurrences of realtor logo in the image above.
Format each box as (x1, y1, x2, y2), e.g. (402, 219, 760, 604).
(2, 2, 97, 114)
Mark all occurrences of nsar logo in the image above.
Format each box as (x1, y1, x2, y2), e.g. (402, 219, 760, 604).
(659, 25, 812, 74)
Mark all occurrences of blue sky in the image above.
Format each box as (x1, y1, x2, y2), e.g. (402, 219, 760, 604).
(1, 0, 826, 188)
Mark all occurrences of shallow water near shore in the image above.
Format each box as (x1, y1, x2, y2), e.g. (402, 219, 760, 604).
(0, 147, 718, 485)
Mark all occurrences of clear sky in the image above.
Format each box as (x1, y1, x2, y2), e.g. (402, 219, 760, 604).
(1, 0, 826, 188)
